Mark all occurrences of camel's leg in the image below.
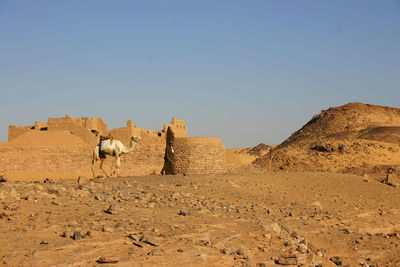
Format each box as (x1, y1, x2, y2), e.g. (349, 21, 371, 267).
(91, 158, 96, 178)
(99, 158, 109, 177)
(112, 154, 121, 177)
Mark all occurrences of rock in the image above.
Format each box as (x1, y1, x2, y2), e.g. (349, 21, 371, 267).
(51, 201, 61, 206)
(132, 241, 143, 248)
(296, 243, 308, 254)
(35, 184, 43, 191)
(96, 256, 119, 263)
(40, 240, 48, 245)
(235, 247, 250, 260)
(0, 175, 8, 183)
(311, 201, 323, 209)
(3, 203, 19, 211)
(102, 226, 113, 233)
(148, 249, 163, 256)
(127, 233, 139, 241)
(256, 263, 268, 267)
(277, 255, 297, 265)
(10, 188, 18, 198)
(72, 231, 81, 240)
(105, 205, 117, 215)
(178, 209, 190, 216)
(140, 234, 159, 246)
(386, 173, 400, 187)
(43, 178, 54, 183)
(330, 256, 342, 266)
(262, 223, 281, 236)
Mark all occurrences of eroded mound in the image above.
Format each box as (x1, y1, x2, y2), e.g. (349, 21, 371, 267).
(254, 103, 400, 177)
(7, 130, 87, 147)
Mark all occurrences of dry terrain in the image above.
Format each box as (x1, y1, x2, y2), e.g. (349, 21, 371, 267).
(1, 172, 400, 267)
(1, 102, 400, 266)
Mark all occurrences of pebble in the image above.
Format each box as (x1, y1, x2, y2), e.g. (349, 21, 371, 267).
(0, 175, 8, 183)
(178, 209, 190, 216)
(105, 204, 117, 215)
(148, 249, 163, 256)
(329, 256, 342, 265)
(140, 234, 159, 246)
(72, 231, 81, 240)
(97, 256, 119, 263)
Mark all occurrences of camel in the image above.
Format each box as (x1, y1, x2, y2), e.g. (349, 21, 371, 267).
(91, 136, 142, 178)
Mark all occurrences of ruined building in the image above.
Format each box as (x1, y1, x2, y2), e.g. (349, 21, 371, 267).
(5, 115, 226, 176)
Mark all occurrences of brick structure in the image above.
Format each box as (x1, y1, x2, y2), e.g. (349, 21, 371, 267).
(5, 116, 228, 177)
(174, 137, 227, 175)
(164, 118, 188, 138)
(8, 115, 107, 145)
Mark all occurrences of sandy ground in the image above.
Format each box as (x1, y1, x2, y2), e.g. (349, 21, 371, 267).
(1, 172, 400, 266)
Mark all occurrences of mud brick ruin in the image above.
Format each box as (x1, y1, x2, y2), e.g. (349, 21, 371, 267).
(3, 115, 226, 177)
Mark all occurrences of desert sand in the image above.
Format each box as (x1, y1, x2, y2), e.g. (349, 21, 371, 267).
(1, 102, 400, 266)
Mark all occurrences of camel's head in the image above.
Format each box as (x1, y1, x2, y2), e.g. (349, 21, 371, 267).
(131, 136, 142, 142)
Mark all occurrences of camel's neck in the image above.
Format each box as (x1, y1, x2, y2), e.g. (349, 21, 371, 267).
(121, 140, 137, 154)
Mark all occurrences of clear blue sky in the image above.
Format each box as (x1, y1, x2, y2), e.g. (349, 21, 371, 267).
(1, 1, 399, 148)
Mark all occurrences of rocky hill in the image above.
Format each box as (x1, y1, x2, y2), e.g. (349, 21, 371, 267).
(254, 103, 400, 177)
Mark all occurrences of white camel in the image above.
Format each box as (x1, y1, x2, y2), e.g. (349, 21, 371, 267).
(91, 136, 142, 178)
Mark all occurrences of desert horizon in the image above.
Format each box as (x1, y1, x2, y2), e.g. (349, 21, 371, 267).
(1, 102, 400, 266)
(1, 1, 399, 266)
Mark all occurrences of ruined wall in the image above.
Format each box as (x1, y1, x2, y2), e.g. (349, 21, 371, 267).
(164, 118, 188, 138)
(8, 116, 186, 146)
(83, 117, 108, 136)
(174, 137, 227, 175)
(0, 143, 165, 178)
(110, 120, 145, 145)
(47, 116, 97, 145)
(5, 116, 229, 177)
(34, 121, 48, 130)
(8, 125, 32, 141)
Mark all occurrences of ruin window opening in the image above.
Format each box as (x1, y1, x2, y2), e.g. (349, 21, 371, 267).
(158, 133, 162, 137)
(40, 127, 48, 131)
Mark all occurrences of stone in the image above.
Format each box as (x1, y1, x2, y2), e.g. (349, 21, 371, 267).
(330, 256, 342, 266)
(43, 178, 54, 183)
(178, 209, 190, 216)
(10, 188, 18, 198)
(102, 226, 113, 233)
(311, 201, 323, 209)
(263, 223, 281, 236)
(256, 263, 268, 267)
(235, 247, 250, 260)
(0, 175, 8, 183)
(140, 234, 159, 246)
(278, 255, 297, 265)
(105, 204, 117, 215)
(148, 249, 163, 256)
(97, 256, 119, 263)
(40, 240, 48, 245)
(127, 233, 139, 241)
(386, 173, 400, 187)
(72, 231, 81, 240)
(297, 243, 308, 254)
